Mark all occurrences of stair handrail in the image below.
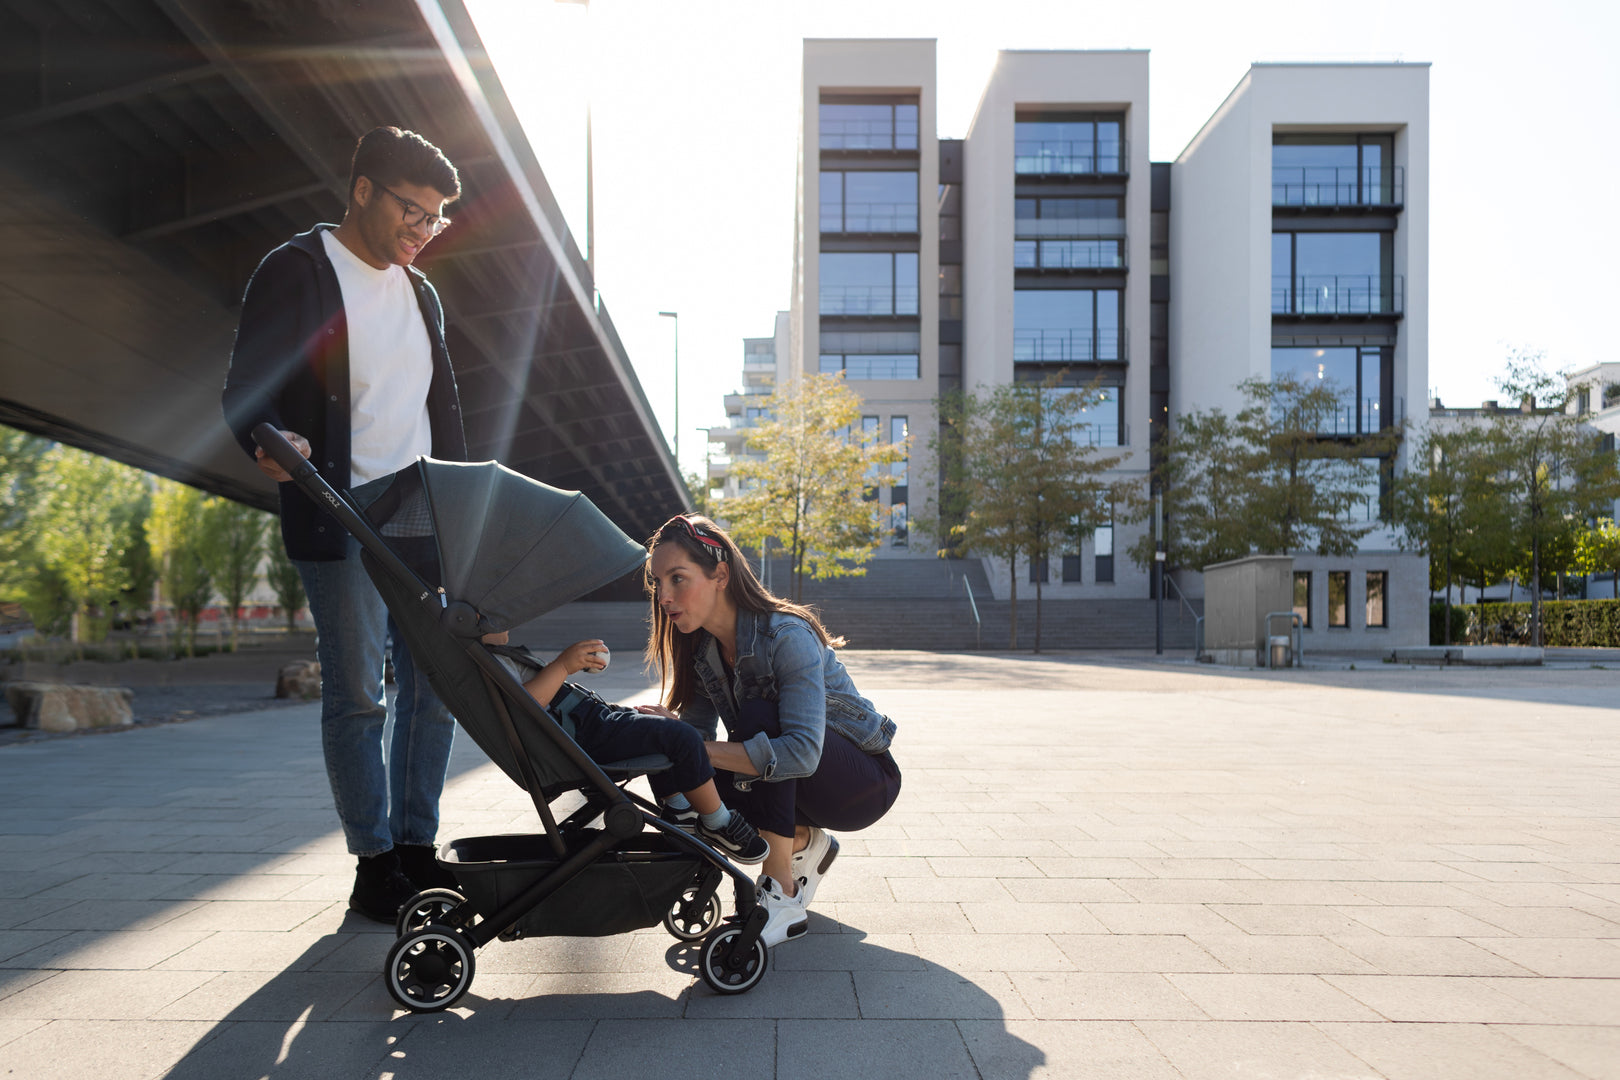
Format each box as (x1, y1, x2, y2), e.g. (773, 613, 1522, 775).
(1161, 573, 1205, 659)
(963, 576, 982, 650)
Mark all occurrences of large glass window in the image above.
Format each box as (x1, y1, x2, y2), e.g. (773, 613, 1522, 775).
(1273, 231, 1394, 314)
(1013, 289, 1121, 363)
(1094, 515, 1114, 583)
(1328, 571, 1350, 627)
(821, 171, 918, 233)
(890, 416, 908, 487)
(1014, 114, 1124, 175)
(820, 329, 920, 380)
(1014, 197, 1125, 269)
(1293, 571, 1312, 628)
(1366, 571, 1388, 628)
(820, 102, 919, 151)
(820, 252, 919, 316)
(1270, 346, 1388, 434)
(1273, 134, 1396, 206)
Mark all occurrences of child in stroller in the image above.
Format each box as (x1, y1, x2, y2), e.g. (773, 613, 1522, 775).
(481, 632, 769, 864)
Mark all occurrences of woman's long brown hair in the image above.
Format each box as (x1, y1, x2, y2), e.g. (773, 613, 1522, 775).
(644, 514, 843, 712)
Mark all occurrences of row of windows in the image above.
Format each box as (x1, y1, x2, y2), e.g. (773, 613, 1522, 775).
(1029, 520, 1115, 584)
(821, 171, 918, 233)
(820, 102, 920, 152)
(1273, 134, 1397, 207)
(1271, 345, 1389, 436)
(1272, 231, 1396, 315)
(1293, 569, 1388, 629)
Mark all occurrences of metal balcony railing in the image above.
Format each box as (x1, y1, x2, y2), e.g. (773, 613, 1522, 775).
(822, 202, 920, 233)
(1013, 138, 1129, 176)
(1014, 239, 1126, 271)
(1271, 275, 1404, 316)
(1012, 327, 1127, 364)
(1295, 395, 1408, 436)
(1272, 165, 1404, 208)
(1014, 218, 1126, 239)
(819, 284, 922, 317)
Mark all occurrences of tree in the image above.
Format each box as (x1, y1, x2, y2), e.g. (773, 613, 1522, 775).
(1137, 374, 1401, 572)
(1576, 518, 1620, 599)
(683, 470, 712, 520)
(31, 445, 148, 643)
(1491, 349, 1620, 645)
(201, 498, 268, 651)
(725, 373, 903, 602)
(921, 374, 1142, 651)
(264, 534, 307, 632)
(147, 480, 216, 656)
(1388, 424, 1516, 644)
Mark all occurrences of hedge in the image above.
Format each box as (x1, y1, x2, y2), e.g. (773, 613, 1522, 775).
(1431, 599, 1620, 647)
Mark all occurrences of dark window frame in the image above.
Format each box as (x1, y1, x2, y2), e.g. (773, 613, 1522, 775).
(1293, 570, 1312, 628)
(1327, 570, 1350, 628)
(1365, 570, 1388, 628)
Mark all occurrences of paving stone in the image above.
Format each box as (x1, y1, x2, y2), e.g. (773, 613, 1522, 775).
(1009, 971, 1206, 1020)
(910, 932, 1073, 972)
(1482, 975, 1620, 1026)
(1496, 1024, 1620, 1080)
(1469, 936, 1620, 977)
(962, 901, 1109, 935)
(5, 928, 207, 970)
(1329, 935, 1535, 977)
(1051, 934, 1225, 973)
(384, 1018, 593, 1079)
(160, 1019, 398, 1080)
(0, 1018, 218, 1080)
(961, 1018, 1183, 1080)
(1189, 934, 1378, 975)
(571, 1018, 776, 1080)
(1336, 904, 1512, 937)
(1139, 1019, 1381, 1079)
(150, 969, 373, 1021)
(1321, 974, 1560, 1023)
(1086, 903, 1243, 936)
(1165, 972, 1384, 1021)
(1459, 904, 1620, 938)
(0, 967, 214, 1019)
(778, 1019, 981, 1080)
(686, 968, 857, 1019)
(1316, 1020, 1587, 1079)
(767, 932, 924, 972)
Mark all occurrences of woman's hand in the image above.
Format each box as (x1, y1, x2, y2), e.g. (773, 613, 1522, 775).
(558, 639, 609, 675)
(634, 704, 679, 719)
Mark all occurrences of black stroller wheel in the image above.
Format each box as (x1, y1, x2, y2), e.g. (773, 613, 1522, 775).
(385, 925, 476, 1012)
(699, 925, 768, 995)
(396, 888, 467, 938)
(663, 886, 723, 942)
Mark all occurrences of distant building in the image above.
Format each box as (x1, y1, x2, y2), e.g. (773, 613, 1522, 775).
(707, 312, 789, 503)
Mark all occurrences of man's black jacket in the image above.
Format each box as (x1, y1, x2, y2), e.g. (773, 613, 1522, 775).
(221, 225, 467, 561)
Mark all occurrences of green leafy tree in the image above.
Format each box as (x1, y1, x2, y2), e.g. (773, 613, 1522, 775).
(684, 470, 712, 519)
(31, 445, 148, 643)
(1388, 424, 1517, 644)
(725, 373, 903, 602)
(201, 498, 268, 651)
(921, 374, 1142, 651)
(0, 428, 51, 603)
(264, 534, 307, 632)
(147, 480, 216, 656)
(1576, 518, 1620, 599)
(1491, 349, 1620, 645)
(1138, 374, 1401, 571)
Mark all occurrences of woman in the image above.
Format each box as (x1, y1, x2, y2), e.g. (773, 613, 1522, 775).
(639, 514, 901, 946)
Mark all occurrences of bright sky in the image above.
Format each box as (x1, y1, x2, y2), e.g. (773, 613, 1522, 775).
(463, 0, 1619, 478)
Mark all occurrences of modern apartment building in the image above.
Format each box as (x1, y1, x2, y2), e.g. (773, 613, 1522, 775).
(719, 41, 1431, 646)
(709, 311, 789, 501)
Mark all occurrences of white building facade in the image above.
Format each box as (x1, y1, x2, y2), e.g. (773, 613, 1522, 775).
(714, 43, 1433, 646)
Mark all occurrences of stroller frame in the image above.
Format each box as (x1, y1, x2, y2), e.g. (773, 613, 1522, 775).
(253, 425, 770, 1010)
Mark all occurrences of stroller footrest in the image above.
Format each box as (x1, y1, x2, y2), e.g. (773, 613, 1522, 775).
(597, 754, 673, 777)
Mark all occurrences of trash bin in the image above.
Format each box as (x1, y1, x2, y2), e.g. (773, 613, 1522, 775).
(1267, 634, 1292, 669)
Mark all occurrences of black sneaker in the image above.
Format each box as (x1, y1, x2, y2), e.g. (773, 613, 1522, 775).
(396, 843, 458, 891)
(699, 811, 769, 864)
(661, 801, 701, 833)
(349, 851, 418, 923)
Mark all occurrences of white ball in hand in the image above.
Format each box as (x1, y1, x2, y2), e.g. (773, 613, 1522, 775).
(586, 647, 609, 673)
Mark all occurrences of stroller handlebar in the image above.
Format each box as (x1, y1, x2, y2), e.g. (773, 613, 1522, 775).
(252, 423, 319, 482)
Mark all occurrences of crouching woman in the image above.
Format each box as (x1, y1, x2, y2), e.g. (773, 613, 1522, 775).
(639, 514, 901, 946)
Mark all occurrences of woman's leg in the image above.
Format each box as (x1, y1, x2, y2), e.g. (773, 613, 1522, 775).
(791, 727, 902, 833)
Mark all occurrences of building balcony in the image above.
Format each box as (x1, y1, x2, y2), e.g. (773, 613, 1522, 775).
(723, 392, 744, 416)
(1271, 275, 1404, 318)
(1272, 165, 1404, 210)
(819, 285, 921, 318)
(1014, 238, 1127, 272)
(820, 202, 920, 234)
(1012, 327, 1127, 364)
(1295, 395, 1408, 436)
(1013, 138, 1129, 177)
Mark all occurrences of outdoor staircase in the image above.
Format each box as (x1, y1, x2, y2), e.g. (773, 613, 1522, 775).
(514, 555, 1201, 653)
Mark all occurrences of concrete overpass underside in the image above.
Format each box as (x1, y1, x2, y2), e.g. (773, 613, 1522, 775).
(0, 0, 686, 541)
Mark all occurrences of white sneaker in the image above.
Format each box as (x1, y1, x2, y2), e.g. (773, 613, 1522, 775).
(792, 827, 839, 907)
(755, 875, 809, 947)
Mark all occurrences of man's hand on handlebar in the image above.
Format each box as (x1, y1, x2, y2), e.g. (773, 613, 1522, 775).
(255, 430, 311, 483)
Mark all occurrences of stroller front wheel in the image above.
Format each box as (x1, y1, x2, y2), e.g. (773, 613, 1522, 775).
(385, 925, 476, 1012)
(698, 925, 768, 995)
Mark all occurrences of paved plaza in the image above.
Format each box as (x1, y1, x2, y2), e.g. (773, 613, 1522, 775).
(1, 651, 1617, 1079)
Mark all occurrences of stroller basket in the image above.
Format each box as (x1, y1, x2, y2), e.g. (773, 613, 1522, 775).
(446, 834, 704, 939)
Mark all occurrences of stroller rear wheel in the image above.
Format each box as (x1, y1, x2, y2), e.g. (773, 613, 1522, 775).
(698, 925, 768, 995)
(385, 925, 476, 1012)
(663, 886, 723, 941)
(396, 888, 468, 938)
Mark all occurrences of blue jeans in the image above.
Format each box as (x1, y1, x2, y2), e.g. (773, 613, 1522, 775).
(295, 475, 455, 856)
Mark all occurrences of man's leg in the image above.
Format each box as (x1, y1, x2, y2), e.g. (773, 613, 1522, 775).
(388, 612, 455, 851)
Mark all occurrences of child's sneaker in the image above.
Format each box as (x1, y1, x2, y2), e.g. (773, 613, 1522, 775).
(660, 801, 700, 833)
(699, 810, 770, 863)
(755, 874, 810, 947)
(791, 826, 839, 907)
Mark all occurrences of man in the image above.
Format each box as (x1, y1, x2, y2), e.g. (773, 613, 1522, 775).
(222, 127, 466, 922)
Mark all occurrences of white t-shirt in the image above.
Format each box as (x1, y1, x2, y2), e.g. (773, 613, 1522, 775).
(321, 228, 435, 486)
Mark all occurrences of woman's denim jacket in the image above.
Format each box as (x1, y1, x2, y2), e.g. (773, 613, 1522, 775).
(681, 608, 896, 784)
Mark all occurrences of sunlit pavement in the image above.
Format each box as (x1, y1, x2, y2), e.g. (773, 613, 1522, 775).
(1, 652, 1616, 1079)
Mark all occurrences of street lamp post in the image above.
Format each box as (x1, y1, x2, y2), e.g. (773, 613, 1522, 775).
(658, 311, 679, 469)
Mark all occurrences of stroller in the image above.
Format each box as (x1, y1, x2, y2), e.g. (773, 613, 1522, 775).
(253, 426, 771, 1012)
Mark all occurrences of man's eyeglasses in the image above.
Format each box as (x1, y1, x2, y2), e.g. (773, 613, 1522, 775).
(378, 185, 452, 236)
(660, 515, 727, 562)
